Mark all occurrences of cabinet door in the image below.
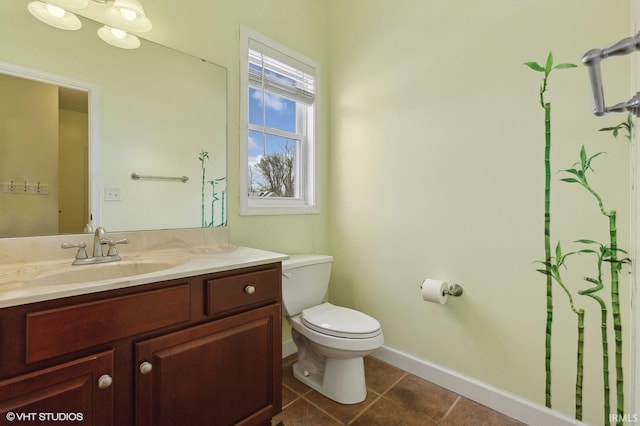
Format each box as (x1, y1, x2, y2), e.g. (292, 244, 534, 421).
(0, 350, 114, 425)
(135, 304, 281, 426)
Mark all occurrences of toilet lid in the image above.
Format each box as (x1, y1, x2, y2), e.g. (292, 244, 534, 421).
(301, 303, 381, 339)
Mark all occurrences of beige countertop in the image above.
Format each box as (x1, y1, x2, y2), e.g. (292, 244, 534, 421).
(0, 228, 287, 308)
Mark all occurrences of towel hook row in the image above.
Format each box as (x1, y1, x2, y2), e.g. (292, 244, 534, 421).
(0, 180, 49, 195)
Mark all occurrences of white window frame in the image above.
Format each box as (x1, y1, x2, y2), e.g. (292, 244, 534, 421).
(240, 26, 320, 215)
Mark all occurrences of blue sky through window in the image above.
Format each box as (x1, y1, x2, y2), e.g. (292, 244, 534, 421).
(243, 32, 317, 210)
(248, 86, 297, 166)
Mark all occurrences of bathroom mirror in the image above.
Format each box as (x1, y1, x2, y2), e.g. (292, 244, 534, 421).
(0, 1, 227, 238)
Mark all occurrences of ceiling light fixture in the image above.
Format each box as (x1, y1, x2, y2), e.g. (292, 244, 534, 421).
(47, 0, 89, 8)
(97, 25, 140, 49)
(27, 1, 82, 31)
(26, 0, 152, 49)
(105, 0, 151, 33)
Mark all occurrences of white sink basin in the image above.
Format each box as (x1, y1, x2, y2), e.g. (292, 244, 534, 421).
(27, 260, 184, 287)
(0, 255, 190, 291)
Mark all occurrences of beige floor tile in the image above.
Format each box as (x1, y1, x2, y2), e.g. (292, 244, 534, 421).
(350, 397, 436, 426)
(441, 397, 527, 426)
(383, 374, 459, 423)
(303, 388, 378, 424)
(278, 398, 342, 426)
(282, 385, 299, 408)
(364, 356, 406, 394)
(278, 355, 530, 426)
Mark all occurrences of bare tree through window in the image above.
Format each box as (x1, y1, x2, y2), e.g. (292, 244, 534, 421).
(250, 140, 295, 197)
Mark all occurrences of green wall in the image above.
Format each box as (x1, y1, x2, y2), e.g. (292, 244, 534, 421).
(151, 1, 633, 423)
(4, 1, 634, 424)
(327, 1, 632, 424)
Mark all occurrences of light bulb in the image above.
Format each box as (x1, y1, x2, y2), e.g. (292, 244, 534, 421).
(105, 0, 152, 32)
(27, 1, 82, 30)
(110, 27, 127, 39)
(120, 7, 137, 21)
(46, 4, 66, 18)
(97, 25, 140, 49)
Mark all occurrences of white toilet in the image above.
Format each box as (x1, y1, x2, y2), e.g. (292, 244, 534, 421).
(282, 254, 384, 404)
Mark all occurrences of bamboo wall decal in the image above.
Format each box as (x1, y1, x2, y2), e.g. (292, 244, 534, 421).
(526, 50, 632, 425)
(524, 52, 577, 409)
(198, 149, 227, 227)
(597, 118, 633, 423)
(537, 242, 585, 419)
(561, 118, 632, 425)
(543, 96, 553, 410)
(209, 177, 227, 227)
(609, 210, 623, 423)
(576, 240, 611, 424)
(199, 148, 210, 227)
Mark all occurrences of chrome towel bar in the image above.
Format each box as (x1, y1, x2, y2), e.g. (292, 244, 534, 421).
(131, 172, 189, 183)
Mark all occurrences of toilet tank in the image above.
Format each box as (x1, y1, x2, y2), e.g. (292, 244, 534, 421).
(281, 254, 333, 317)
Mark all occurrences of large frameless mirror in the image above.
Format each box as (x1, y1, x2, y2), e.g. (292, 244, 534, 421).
(0, 0, 227, 238)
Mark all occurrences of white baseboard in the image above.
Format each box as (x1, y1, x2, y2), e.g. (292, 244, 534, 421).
(372, 345, 586, 426)
(282, 339, 297, 358)
(282, 341, 585, 426)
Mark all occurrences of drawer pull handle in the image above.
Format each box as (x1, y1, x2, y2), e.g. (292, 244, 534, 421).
(244, 285, 256, 295)
(139, 361, 153, 375)
(98, 374, 113, 390)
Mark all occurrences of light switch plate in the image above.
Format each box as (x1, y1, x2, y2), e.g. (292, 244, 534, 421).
(104, 187, 121, 201)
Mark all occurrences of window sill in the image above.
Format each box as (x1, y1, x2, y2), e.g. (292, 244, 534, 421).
(240, 199, 319, 216)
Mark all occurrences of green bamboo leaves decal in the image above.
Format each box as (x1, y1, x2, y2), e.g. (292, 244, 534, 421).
(525, 52, 577, 410)
(524, 52, 577, 108)
(561, 140, 631, 425)
(576, 239, 613, 423)
(527, 50, 632, 425)
(599, 114, 633, 140)
(535, 242, 584, 419)
(560, 146, 614, 423)
(208, 177, 227, 227)
(199, 149, 210, 227)
(198, 148, 227, 228)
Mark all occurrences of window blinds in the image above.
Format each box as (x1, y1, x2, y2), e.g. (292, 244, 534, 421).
(248, 39, 315, 106)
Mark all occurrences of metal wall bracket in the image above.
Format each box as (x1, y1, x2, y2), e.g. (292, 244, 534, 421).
(582, 32, 640, 117)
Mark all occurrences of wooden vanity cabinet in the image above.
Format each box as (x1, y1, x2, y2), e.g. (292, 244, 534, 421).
(135, 304, 280, 426)
(0, 262, 282, 426)
(0, 350, 114, 426)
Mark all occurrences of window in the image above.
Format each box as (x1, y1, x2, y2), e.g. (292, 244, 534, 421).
(240, 27, 319, 215)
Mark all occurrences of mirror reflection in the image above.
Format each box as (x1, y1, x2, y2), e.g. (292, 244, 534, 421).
(0, 0, 227, 238)
(0, 75, 89, 237)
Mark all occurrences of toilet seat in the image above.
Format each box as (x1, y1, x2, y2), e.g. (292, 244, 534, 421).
(301, 303, 381, 339)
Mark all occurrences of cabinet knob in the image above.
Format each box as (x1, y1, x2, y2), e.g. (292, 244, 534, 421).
(139, 361, 153, 375)
(97, 374, 113, 390)
(244, 285, 256, 294)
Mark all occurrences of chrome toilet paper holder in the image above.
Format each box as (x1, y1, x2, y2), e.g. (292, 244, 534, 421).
(443, 284, 463, 297)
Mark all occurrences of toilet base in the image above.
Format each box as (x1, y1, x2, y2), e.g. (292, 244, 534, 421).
(292, 356, 367, 404)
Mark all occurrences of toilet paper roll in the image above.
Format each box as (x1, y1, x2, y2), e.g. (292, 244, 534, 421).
(421, 279, 449, 304)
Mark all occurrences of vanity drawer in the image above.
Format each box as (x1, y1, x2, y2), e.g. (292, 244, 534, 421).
(206, 267, 280, 316)
(26, 284, 191, 363)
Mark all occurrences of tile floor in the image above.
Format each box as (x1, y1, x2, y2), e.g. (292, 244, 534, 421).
(273, 355, 528, 426)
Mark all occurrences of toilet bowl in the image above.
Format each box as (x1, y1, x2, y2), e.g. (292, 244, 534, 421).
(282, 255, 384, 404)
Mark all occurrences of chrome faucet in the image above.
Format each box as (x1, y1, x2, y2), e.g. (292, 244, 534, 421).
(62, 227, 129, 265)
(93, 226, 108, 258)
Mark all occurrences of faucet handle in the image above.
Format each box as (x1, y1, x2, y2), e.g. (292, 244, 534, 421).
(61, 242, 88, 260)
(106, 238, 129, 257)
